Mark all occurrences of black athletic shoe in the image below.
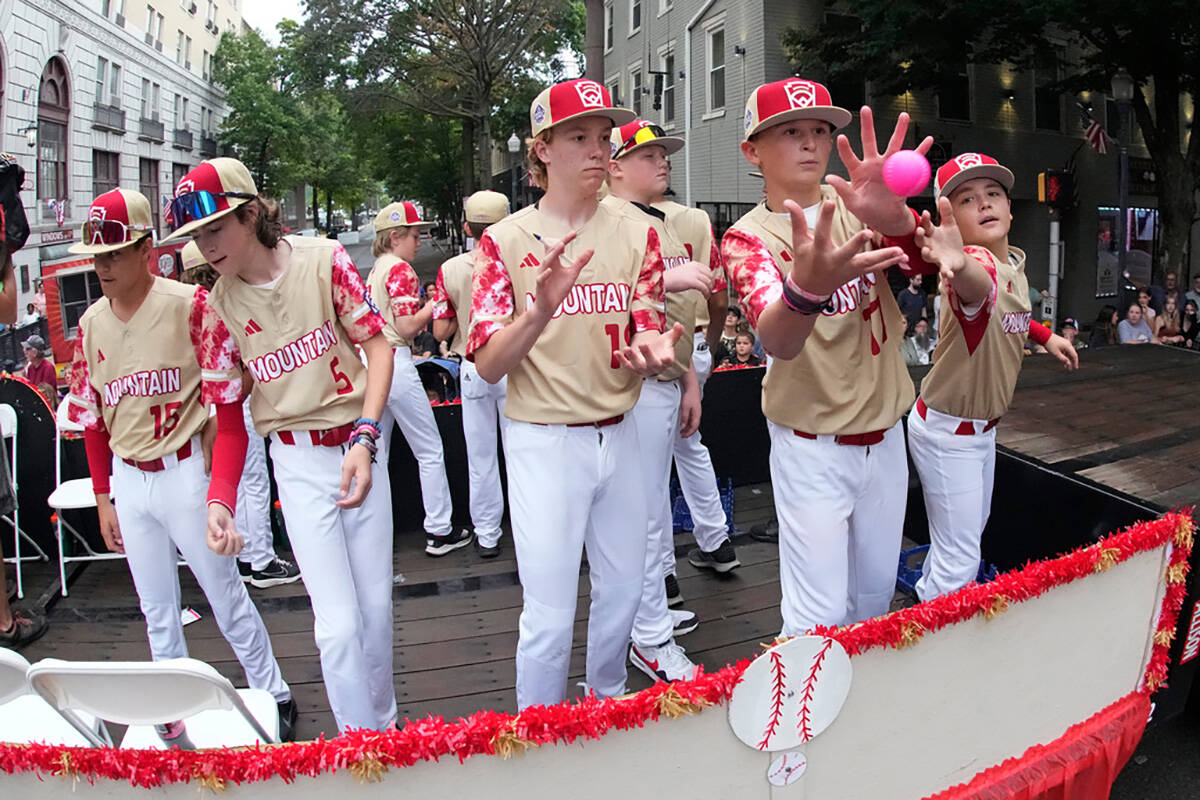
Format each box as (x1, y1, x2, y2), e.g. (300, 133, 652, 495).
(249, 558, 301, 589)
(237, 560, 253, 582)
(670, 608, 700, 636)
(474, 538, 500, 559)
(688, 539, 741, 573)
(0, 608, 48, 650)
(277, 699, 298, 742)
(664, 573, 683, 608)
(425, 528, 473, 557)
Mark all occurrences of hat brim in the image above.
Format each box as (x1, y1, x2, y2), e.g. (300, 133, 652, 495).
(617, 135, 686, 159)
(375, 219, 436, 233)
(162, 197, 253, 242)
(547, 106, 638, 135)
(67, 231, 154, 255)
(745, 106, 854, 140)
(937, 165, 1016, 200)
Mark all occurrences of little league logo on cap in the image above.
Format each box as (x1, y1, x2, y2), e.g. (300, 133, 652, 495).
(374, 201, 432, 232)
(68, 189, 156, 255)
(529, 79, 636, 138)
(464, 190, 509, 225)
(742, 78, 852, 140)
(610, 119, 685, 160)
(934, 153, 1015, 200)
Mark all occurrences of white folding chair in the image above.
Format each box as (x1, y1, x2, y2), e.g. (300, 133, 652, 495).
(0, 404, 49, 599)
(48, 397, 122, 597)
(27, 657, 279, 749)
(0, 648, 97, 746)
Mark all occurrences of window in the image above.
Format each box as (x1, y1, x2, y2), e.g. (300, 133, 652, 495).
(60, 271, 103, 340)
(93, 150, 120, 196)
(140, 78, 151, 117)
(658, 0, 672, 14)
(109, 63, 122, 106)
(604, 2, 613, 52)
(141, 80, 161, 120)
(661, 49, 676, 124)
(630, 66, 643, 116)
(155, 12, 164, 45)
(184, 36, 192, 69)
(172, 162, 189, 188)
(607, 77, 621, 108)
(824, 14, 866, 110)
(140, 158, 160, 230)
(37, 58, 71, 221)
(937, 63, 971, 121)
(706, 25, 725, 112)
(102, 0, 111, 15)
(95, 57, 109, 103)
(202, 49, 210, 81)
(144, 4, 153, 31)
(1034, 62, 1062, 132)
(630, 0, 642, 34)
(176, 30, 185, 64)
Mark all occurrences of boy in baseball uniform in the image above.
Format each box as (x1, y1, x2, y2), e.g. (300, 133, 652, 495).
(66, 188, 294, 743)
(468, 79, 684, 709)
(169, 158, 397, 734)
(431, 190, 510, 558)
(908, 154, 1077, 600)
(179, 241, 301, 589)
(723, 79, 935, 637)
(366, 202, 469, 557)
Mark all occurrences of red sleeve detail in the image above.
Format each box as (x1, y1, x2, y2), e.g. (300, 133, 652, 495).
(66, 329, 104, 431)
(707, 222, 728, 293)
(196, 294, 245, 405)
(1028, 319, 1053, 346)
(882, 208, 938, 276)
(431, 266, 455, 320)
(466, 233, 514, 358)
(331, 243, 385, 344)
(83, 427, 113, 495)
(206, 401, 249, 513)
(948, 247, 999, 356)
(631, 226, 666, 334)
(721, 227, 783, 330)
(385, 261, 421, 319)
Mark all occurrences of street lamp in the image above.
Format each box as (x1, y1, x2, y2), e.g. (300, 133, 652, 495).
(507, 132, 521, 210)
(1111, 68, 1134, 286)
(20, 124, 37, 148)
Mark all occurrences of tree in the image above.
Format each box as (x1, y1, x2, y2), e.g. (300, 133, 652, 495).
(785, 0, 1200, 278)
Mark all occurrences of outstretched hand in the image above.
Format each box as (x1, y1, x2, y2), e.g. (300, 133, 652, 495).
(826, 107, 933, 237)
(532, 232, 592, 319)
(617, 323, 685, 378)
(785, 199, 908, 299)
(914, 196, 968, 285)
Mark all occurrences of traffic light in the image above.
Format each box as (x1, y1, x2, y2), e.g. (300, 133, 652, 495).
(1037, 170, 1076, 211)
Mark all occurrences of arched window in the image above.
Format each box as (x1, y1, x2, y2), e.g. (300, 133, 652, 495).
(38, 57, 70, 222)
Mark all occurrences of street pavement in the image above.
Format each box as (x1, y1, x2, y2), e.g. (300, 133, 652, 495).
(341, 225, 460, 284)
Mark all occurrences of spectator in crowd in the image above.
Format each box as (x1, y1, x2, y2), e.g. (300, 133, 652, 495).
(716, 307, 741, 362)
(1118, 303, 1154, 344)
(1136, 287, 1157, 326)
(411, 280, 441, 358)
(1186, 275, 1200, 309)
(19, 303, 40, 327)
(1155, 294, 1185, 345)
(1152, 270, 1185, 314)
(1029, 284, 1048, 323)
(1060, 318, 1083, 350)
(896, 274, 927, 329)
(1182, 299, 1199, 349)
(1088, 305, 1120, 348)
(31, 278, 46, 317)
(901, 318, 936, 366)
(21, 334, 56, 397)
(718, 332, 762, 368)
(931, 293, 942, 337)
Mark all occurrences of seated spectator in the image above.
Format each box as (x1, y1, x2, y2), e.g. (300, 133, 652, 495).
(1136, 287, 1157, 326)
(1118, 303, 1154, 344)
(19, 303, 40, 327)
(1152, 270, 1185, 315)
(1060, 318, 1084, 350)
(1182, 300, 1199, 349)
(901, 318, 936, 366)
(896, 274, 927, 329)
(21, 334, 57, 398)
(718, 332, 762, 368)
(1187, 275, 1200, 310)
(1155, 294, 1185, 345)
(1088, 305, 1119, 348)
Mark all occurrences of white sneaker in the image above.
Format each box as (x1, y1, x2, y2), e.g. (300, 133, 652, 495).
(670, 608, 699, 636)
(629, 640, 700, 683)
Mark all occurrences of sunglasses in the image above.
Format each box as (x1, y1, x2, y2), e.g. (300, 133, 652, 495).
(81, 218, 154, 246)
(616, 124, 669, 158)
(167, 190, 255, 231)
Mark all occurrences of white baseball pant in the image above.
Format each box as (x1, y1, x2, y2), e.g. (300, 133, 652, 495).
(380, 346, 453, 536)
(268, 434, 396, 732)
(505, 417, 647, 709)
(236, 398, 277, 571)
(459, 360, 508, 548)
(768, 419, 908, 637)
(906, 400, 996, 602)
(629, 378, 680, 648)
(110, 438, 290, 703)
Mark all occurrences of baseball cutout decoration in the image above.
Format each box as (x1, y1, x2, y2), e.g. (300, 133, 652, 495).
(767, 751, 808, 787)
(882, 150, 932, 197)
(728, 635, 852, 752)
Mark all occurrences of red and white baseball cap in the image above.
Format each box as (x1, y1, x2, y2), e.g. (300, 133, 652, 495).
(934, 153, 1015, 200)
(165, 157, 259, 240)
(742, 78, 853, 141)
(374, 201, 433, 233)
(610, 119, 685, 160)
(180, 240, 208, 271)
(529, 79, 635, 138)
(68, 189, 156, 255)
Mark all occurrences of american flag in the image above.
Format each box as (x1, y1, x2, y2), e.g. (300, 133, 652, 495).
(1084, 118, 1111, 154)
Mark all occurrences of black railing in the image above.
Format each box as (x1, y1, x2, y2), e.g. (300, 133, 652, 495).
(0, 319, 50, 373)
(200, 135, 217, 157)
(172, 128, 193, 150)
(93, 103, 126, 133)
(138, 117, 164, 142)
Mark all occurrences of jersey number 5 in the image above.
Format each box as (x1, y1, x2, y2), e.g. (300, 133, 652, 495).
(330, 357, 354, 395)
(149, 401, 182, 440)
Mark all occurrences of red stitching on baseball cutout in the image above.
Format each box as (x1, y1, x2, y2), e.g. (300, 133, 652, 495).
(796, 638, 835, 743)
(757, 650, 788, 750)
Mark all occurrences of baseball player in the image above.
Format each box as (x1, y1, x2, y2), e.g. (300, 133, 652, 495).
(468, 79, 683, 709)
(603, 119, 709, 683)
(430, 190, 510, 558)
(366, 202, 469, 557)
(179, 242, 301, 589)
(908, 154, 1078, 600)
(65, 188, 294, 743)
(723, 79, 936, 637)
(168, 157, 397, 734)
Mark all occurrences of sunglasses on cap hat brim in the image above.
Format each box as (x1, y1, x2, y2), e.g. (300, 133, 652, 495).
(614, 124, 685, 160)
(81, 218, 155, 248)
(167, 190, 257, 234)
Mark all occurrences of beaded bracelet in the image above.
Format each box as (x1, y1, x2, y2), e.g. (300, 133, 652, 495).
(781, 275, 833, 316)
(352, 424, 379, 441)
(351, 433, 378, 463)
(353, 417, 382, 437)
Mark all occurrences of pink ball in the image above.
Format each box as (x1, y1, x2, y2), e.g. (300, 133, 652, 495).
(882, 150, 931, 197)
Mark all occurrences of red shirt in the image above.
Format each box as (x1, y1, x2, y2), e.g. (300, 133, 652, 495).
(24, 358, 56, 390)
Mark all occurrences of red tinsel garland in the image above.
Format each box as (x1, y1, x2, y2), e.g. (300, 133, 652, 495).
(0, 511, 1191, 790)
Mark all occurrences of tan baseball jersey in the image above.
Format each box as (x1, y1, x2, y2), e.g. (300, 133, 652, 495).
(722, 188, 921, 435)
(467, 201, 666, 424)
(431, 250, 474, 358)
(921, 246, 1033, 421)
(199, 237, 385, 435)
(66, 277, 209, 461)
(654, 200, 728, 330)
(602, 195, 698, 381)
(365, 253, 420, 348)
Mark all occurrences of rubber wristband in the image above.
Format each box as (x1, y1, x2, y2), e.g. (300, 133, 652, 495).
(781, 276, 833, 316)
(785, 274, 832, 304)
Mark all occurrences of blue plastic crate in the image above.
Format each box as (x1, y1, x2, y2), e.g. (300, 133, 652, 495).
(896, 544, 998, 596)
(670, 476, 736, 534)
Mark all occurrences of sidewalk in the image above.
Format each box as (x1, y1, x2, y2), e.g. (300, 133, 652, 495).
(342, 225, 461, 283)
